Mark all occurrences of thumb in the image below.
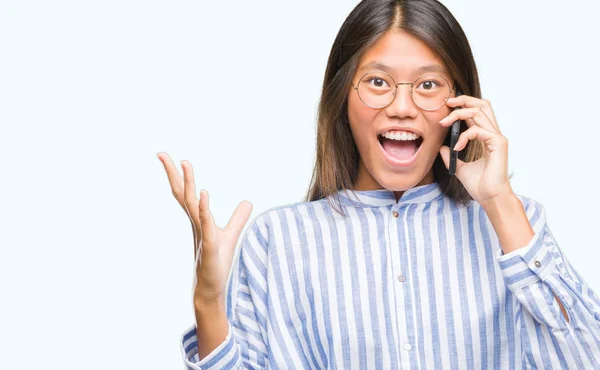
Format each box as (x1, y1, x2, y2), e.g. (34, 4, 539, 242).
(225, 200, 253, 241)
(439, 145, 451, 170)
(439, 145, 467, 177)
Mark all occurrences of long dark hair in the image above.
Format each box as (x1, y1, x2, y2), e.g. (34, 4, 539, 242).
(303, 0, 485, 217)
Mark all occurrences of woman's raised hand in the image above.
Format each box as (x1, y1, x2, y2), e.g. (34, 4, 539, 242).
(156, 152, 253, 306)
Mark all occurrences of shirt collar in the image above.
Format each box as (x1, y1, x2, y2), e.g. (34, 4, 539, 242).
(335, 182, 444, 208)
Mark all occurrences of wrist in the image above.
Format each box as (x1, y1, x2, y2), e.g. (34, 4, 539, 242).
(194, 301, 227, 331)
(480, 191, 535, 254)
(193, 297, 229, 360)
(480, 190, 518, 213)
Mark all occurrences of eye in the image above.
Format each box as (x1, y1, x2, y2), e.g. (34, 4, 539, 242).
(417, 79, 441, 90)
(366, 77, 391, 88)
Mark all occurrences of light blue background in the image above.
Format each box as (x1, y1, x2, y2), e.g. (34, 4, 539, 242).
(1, 1, 598, 369)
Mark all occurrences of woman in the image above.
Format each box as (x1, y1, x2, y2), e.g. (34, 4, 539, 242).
(157, 0, 600, 368)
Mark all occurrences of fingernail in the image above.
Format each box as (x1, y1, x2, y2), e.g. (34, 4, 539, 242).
(440, 117, 450, 124)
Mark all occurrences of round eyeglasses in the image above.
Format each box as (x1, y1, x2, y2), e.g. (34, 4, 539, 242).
(351, 70, 455, 111)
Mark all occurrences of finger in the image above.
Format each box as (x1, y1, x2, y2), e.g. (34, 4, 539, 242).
(439, 145, 466, 172)
(225, 200, 253, 243)
(198, 189, 218, 255)
(181, 160, 204, 262)
(453, 125, 502, 155)
(156, 152, 185, 205)
(191, 217, 199, 262)
(444, 95, 500, 133)
(440, 106, 497, 135)
(439, 107, 477, 127)
(181, 160, 201, 225)
(158, 153, 200, 259)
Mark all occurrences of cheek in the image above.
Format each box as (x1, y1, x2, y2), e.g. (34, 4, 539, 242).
(423, 127, 449, 154)
(428, 106, 452, 126)
(425, 109, 452, 144)
(347, 93, 377, 144)
(430, 122, 450, 145)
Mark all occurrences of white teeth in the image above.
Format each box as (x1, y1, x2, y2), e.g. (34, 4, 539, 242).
(381, 130, 420, 141)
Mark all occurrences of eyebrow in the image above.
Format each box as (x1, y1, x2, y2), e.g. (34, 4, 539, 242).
(358, 61, 448, 76)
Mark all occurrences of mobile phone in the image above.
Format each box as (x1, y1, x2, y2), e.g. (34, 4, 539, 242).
(449, 119, 460, 176)
(448, 90, 463, 176)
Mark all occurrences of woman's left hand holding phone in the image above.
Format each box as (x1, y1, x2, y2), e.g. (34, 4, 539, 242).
(437, 95, 514, 206)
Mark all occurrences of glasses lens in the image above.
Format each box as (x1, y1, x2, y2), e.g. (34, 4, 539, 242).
(412, 73, 451, 110)
(357, 72, 396, 108)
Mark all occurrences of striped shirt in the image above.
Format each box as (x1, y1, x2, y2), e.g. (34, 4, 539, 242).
(180, 182, 600, 369)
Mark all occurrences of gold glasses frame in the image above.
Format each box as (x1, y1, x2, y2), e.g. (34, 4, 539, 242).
(351, 70, 455, 111)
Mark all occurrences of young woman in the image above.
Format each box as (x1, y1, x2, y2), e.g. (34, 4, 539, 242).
(157, 0, 600, 368)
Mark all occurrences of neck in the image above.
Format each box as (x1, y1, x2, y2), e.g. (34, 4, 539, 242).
(353, 161, 437, 202)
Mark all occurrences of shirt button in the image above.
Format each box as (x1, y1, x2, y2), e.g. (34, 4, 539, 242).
(397, 274, 406, 282)
(392, 211, 399, 218)
(534, 260, 541, 268)
(404, 343, 412, 351)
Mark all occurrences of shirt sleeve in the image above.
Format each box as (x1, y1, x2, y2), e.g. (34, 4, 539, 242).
(496, 197, 600, 368)
(180, 214, 270, 369)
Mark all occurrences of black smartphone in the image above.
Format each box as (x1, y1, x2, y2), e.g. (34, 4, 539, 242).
(449, 90, 463, 176)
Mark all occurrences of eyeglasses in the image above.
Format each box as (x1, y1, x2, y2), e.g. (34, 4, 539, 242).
(351, 70, 455, 111)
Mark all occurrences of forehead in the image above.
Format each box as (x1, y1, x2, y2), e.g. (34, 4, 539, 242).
(356, 30, 449, 78)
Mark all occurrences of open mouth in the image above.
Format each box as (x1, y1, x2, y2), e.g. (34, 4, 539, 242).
(377, 134, 424, 163)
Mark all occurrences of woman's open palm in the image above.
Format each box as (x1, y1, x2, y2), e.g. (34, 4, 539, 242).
(157, 152, 253, 306)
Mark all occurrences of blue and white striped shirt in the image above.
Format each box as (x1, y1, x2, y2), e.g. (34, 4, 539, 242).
(180, 182, 600, 369)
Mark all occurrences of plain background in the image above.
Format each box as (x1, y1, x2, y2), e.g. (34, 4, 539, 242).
(1, 0, 599, 369)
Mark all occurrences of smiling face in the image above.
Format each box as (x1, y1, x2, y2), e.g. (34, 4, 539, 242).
(347, 29, 456, 198)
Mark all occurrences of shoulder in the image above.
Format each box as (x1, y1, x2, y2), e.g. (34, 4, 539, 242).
(239, 197, 329, 248)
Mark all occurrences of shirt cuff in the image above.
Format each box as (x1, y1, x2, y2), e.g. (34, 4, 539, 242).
(180, 321, 237, 370)
(496, 227, 558, 292)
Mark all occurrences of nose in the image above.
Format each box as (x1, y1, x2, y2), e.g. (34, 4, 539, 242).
(385, 82, 418, 117)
